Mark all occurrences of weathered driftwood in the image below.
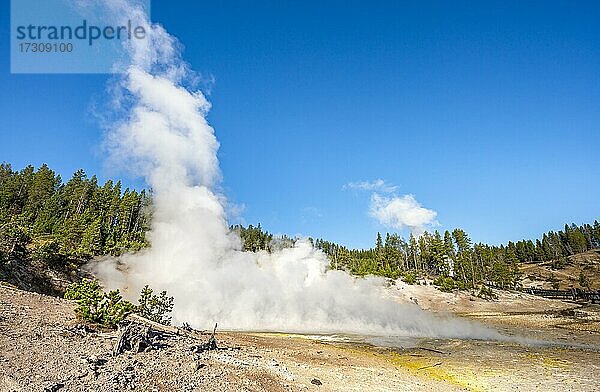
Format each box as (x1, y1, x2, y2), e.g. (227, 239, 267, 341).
(125, 313, 208, 340)
(115, 316, 237, 359)
(114, 315, 218, 356)
(113, 323, 152, 355)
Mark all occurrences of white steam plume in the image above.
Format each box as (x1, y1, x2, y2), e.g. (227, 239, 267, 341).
(91, 0, 500, 339)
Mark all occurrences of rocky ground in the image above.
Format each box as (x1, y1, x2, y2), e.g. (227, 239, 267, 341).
(1, 282, 599, 391)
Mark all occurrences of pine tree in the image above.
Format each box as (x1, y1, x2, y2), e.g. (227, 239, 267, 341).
(429, 231, 446, 274)
(78, 217, 103, 258)
(452, 229, 474, 288)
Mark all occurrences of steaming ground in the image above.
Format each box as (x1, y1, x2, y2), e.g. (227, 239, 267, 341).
(95, 241, 503, 338)
(4, 284, 598, 391)
(91, 0, 500, 340)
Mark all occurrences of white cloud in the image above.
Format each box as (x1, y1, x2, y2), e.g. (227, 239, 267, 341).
(369, 193, 437, 233)
(343, 179, 398, 193)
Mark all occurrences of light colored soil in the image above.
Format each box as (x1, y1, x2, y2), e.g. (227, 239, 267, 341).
(519, 249, 600, 290)
(0, 284, 462, 392)
(1, 282, 599, 391)
(389, 279, 573, 313)
(390, 280, 600, 339)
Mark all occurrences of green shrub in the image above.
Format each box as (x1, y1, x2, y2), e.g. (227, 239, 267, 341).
(433, 276, 456, 292)
(380, 267, 401, 279)
(547, 273, 560, 290)
(64, 280, 174, 328)
(455, 280, 469, 290)
(137, 285, 174, 325)
(402, 271, 417, 285)
(64, 279, 135, 327)
(579, 272, 590, 290)
(551, 257, 568, 270)
(477, 285, 498, 300)
(32, 240, 63, 265)
(0, 220, 30, 260)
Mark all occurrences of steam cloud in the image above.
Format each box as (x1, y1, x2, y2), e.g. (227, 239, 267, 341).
(91, 0, 500, 339)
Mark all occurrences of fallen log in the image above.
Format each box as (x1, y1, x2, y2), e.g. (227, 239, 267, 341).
(125, 313, 208, 340)
(417, 347, 446, 355)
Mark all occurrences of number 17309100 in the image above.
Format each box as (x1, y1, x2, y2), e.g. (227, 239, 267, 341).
(19, 42, 73, 53)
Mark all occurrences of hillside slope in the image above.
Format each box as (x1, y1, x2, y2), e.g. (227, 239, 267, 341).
(520, 249, 600, 290)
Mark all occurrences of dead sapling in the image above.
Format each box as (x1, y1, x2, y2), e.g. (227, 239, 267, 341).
(190, 323, 219, 355)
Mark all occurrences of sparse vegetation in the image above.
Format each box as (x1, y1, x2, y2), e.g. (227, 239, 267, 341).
(551, 257, 568, 270)
(401, 271, 417, 285)
(579, 272, 591, 290)
(477, 286, 498, 300)
(137, 285, 175, 325)
(64, 279, 173, 328)
(433, 276, 455, 292)
(64, 279, 135, 328)
(547, 273, 560, 290)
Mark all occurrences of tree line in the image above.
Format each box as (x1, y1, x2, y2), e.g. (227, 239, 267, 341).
(1, 163, 598, 293)
(234, 219, 599, 291)
(313, 222, 600, 290)
(0, 163, 149, 268)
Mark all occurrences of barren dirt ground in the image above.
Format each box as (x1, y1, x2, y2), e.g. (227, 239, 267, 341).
(1, 282, 599, 391)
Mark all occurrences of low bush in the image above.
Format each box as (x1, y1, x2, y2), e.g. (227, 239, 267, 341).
(32, 240, 63, 265)
(477, 285, 497, 300)
(64, 279, 134, 327)
(579, 272, 591, 290)
(433, 276, 456, 292)
(64, 279, 174, 328)
(551, 257, 568, 270)
(137, 285, 174, 325)
(401, 271, 417, 285)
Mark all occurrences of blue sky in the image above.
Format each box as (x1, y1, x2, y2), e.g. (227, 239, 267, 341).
(1, 1, 599, 248)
